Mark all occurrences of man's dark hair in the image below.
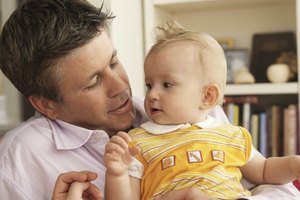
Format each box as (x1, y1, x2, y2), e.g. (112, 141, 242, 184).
(0, 0, 114, 102)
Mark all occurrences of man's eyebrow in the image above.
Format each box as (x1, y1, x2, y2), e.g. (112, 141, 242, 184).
(86, 50, 118, 82)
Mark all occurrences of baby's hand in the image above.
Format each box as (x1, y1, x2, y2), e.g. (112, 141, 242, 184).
(104, 131, 140, 176)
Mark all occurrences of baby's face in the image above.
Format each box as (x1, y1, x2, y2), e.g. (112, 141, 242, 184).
(144, 43, 205, 125)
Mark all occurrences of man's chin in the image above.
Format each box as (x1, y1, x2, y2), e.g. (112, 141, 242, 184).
(107, 115, 136, 137)
(106, 124, 131, 137)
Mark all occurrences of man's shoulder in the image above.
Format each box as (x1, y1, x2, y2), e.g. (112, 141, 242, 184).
(0, 115, 57, 199)
(0, 115, 51, 161)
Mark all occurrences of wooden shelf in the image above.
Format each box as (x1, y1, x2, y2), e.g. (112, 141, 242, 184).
(153, 0, 294, 13)
(225, 82, 298, 96)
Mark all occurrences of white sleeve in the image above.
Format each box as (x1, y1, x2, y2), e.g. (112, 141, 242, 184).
(242, 148, 300, 199)
(209, 105, 229, 124)
(128, 157, 144, 179)
(246, 182, 300, 200)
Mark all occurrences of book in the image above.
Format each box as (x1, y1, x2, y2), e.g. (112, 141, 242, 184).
(266, 106, 272, 157)
(270, 105, 283, 156)
(233, 104, 239, 126)
(225, 103, 240, 126)
(242, 102, 251, 131)
(225, 103, 235, 125)
(259, 112, 267, 157)
(283, 104, 298, 155)
(223, 96, 258, 127)
(251, 114, 259, 150)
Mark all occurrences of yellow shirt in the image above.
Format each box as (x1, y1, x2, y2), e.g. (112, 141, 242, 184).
(129, 119, 252, 200)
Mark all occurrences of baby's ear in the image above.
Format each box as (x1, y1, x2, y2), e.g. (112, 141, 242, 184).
(200, 84, 220, 109)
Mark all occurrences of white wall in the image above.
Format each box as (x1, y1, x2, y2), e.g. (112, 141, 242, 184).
(176, 3, 296, 49)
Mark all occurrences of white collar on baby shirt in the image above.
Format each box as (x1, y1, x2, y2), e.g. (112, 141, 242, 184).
(140, 115, 224, 135)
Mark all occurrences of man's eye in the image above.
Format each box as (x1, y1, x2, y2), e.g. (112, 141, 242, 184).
(87, 76, 101, 89)
(145, 83, 152, 90)
(163, 82, 172, 88)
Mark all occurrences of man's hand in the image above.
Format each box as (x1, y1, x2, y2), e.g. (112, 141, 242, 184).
(51, 171, 102, 200)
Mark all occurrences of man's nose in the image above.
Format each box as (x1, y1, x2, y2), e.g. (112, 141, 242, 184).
(106, 68, 128, 97)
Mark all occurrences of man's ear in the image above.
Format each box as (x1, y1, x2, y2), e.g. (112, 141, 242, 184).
(200, 84, 220, 109)
(28, 95, 58, 120)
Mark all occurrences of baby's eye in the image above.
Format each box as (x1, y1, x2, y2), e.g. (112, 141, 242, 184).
(145, 83, 152, 90)
(163, 82, 173, 88)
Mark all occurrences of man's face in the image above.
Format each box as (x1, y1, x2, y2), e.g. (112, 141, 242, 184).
(52, 31, 135, 136)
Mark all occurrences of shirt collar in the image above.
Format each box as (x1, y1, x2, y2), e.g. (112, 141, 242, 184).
(140, 115, 224, 135)
(50, 119, 109, 150)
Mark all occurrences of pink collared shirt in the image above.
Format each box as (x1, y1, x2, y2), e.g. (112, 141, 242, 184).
(0, 97, 148, 199)
(0, 115, 110, 199)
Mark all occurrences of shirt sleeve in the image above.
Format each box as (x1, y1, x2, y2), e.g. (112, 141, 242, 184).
(246, 182, 300, 200)
(209, 105, 230, 124)
(128, 157, 144, 179)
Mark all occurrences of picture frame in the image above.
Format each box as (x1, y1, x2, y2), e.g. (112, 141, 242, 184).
(224, 49, 249, 83)
(250, 32, 296, 83)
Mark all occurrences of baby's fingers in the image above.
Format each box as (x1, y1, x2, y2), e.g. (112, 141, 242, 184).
(105, 141, 126, 156)
(116, 131, 132, 143)
(128, 141, 141, 156)
(109, 131, 131, 149)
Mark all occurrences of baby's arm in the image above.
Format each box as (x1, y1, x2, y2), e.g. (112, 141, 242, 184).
(104, 131, 140, 200)
(240, 152, 300, 184)
(263, 155, 300, 183)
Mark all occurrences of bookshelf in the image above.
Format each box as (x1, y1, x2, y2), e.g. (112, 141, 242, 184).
(225, 82, 298, 95)
(143, 0, 300, 156)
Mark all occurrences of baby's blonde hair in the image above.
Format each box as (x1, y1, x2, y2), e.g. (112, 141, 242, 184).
(147, 20, 227, 104)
